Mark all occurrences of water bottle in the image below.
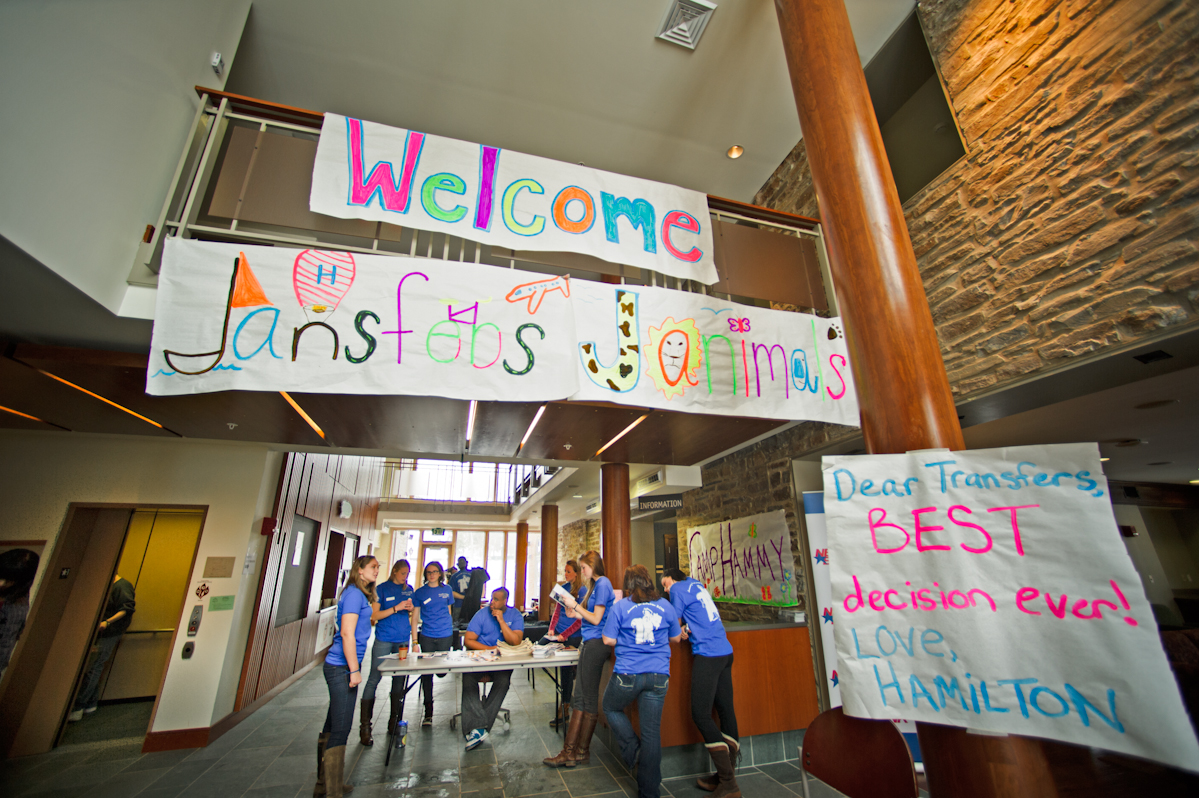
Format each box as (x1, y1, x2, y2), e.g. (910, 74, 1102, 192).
(398, 720, 409, 748)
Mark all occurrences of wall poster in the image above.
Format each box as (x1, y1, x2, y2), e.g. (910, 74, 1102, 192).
(686, 510, 799, 607)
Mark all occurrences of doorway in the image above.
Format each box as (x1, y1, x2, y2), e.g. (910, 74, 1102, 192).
(58, 509, 203, 748)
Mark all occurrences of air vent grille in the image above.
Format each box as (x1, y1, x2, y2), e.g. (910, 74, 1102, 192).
(656, 0, 717, 50)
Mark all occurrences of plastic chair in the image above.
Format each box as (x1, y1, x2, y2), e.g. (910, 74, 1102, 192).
(799, 707, 918, 798)
(449, 674, 510, 731)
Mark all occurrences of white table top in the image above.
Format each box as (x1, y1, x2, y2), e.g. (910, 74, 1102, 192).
(376, 648, 579, 675)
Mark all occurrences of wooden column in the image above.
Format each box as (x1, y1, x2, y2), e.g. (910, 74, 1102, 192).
(601, 462, 631, 583)
(514, 521, 529, 610)
(540, 505, 559, 621)
(772, 1, 1056, 796)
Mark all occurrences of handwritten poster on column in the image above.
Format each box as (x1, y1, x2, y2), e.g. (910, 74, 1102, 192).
(823, 443, 1199, 771)
(146, 239, 579, 398)
(310, 113, 718, 284)
(686, 510, 799, 607)
(569, 280, 857, 425)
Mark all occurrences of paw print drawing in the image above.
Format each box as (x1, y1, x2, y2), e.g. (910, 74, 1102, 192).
(827, 322, 843, 341)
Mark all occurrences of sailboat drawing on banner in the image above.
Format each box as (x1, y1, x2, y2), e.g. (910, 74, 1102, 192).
(163, 252, 273, 375)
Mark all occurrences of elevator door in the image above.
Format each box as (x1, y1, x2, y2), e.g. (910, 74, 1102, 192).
(99, 510, 203, 700)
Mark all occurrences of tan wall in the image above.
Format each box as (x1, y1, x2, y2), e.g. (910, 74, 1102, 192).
(0, 430, 280, 732)
(755, 0, 1199, 399)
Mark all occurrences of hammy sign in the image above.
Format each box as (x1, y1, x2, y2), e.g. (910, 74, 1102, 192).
(822, 443, 1199, 771)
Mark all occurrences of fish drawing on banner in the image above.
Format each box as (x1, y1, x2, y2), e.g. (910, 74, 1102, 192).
(293, 249, 356, 323)
(578, 288, 640, 392)
(506, 275, 570, 314)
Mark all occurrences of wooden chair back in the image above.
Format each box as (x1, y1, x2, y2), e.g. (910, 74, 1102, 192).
(801, 707, 918, 798)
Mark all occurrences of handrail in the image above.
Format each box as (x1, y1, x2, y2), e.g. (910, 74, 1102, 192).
(193, 86, 822, 228)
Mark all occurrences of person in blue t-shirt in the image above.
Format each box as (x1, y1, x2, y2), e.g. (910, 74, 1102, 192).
(601, 565, 683, 798)
(412, 560, 454, 727)
(319, 554, 378, 798)
(544, 550, 613, 769)
(450, 556, 472, 622)
(543, 559, 583, 728)
(460, 587, 525, 750)
(358, 559, 415, 745)
(663, 568, 740, 796)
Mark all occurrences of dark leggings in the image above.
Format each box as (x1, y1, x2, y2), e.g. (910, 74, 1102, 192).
(419, 633, 452, 709)
(571, 638, 611, 714)
(322, 662, 358, 748)
(558, 634, 582, 703)
(691, 653, 738, 745)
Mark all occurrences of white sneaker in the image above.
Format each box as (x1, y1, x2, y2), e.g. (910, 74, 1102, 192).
(83, 706, 98, 714)
(464, 728, 488, 751)
(67, 709, 84, 722)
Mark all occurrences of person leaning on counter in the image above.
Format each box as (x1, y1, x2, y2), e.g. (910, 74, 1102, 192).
(663, 568, 741, 797)
(461, 586, 525, 751)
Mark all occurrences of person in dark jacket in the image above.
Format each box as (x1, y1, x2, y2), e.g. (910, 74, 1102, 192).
(69, 573, 135, 721)
(0, 548, 40, 679)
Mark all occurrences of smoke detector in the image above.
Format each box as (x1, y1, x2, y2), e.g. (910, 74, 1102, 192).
(656, 1, 717, 50)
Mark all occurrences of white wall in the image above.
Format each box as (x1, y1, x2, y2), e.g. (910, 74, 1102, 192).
(0, 429, 280, 731)
(1113, 504, 1181, 619)
(1141, 508, 1199, 590)
(631, 520, 655, 576)
(0, 0, 251, 313)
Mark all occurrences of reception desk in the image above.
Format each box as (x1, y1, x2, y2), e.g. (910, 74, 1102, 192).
(595, 620, 820, 774)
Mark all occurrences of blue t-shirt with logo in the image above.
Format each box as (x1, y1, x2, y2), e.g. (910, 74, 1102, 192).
(578, 576, 615, 641)
(450, 569, 472, 608)
(414, 583, 455, 638)
(467, 605, 525, 646)
(669, 577, 733, 658)
(325, 585, 373, 667)
(375, 580, 415, 643)
(602, 597, 681, 675)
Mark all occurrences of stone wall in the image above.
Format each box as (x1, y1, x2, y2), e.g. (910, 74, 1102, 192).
(678, 421, 858, 623)
(558, 517, 601, 570)
(756, 0, 1199, 399)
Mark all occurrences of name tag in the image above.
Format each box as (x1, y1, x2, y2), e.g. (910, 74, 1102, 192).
(423, 598, 431, 605)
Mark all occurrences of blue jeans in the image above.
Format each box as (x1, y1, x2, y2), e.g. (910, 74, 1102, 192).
(362, 640, 408, 701)
(322, 662, 358, 747)
(74, 634, 121, 711)
(603, 672, 669, 798)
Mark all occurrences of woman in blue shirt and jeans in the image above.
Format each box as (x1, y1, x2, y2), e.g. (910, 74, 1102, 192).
(359, 558, 415, 745)
(318, 554, 378, 798)
(602, 565, 683, 798)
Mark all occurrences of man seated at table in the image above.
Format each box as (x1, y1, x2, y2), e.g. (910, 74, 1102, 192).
(461, 586, 525, 750)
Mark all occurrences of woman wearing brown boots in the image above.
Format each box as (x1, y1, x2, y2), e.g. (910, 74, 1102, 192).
(543, 559, 583, 729)
(316, 555, 378, 797)
(543, 550, 613, 769)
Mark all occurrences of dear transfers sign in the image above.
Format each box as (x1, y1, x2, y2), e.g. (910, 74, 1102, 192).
(310, 113, 718, 284)
(823, 443, 1199, 771)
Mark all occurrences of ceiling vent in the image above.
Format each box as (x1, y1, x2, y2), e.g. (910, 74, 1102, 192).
(656, 0, 717, 50)
(586, 500, 601, 515)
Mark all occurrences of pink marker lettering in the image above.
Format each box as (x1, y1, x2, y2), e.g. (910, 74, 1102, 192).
(869, 508, 910, 554)
(348, 118, 424, 213)
(986, 504, 1039, 556)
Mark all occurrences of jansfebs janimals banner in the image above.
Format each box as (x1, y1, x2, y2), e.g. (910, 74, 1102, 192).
(146, 240, 859, 426)
(309, 113, 719, 285)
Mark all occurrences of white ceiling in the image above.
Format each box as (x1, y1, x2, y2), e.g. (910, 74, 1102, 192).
(226, 0, 916, 201)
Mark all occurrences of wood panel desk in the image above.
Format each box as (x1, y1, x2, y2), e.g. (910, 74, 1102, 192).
(599, 623, 819, 747)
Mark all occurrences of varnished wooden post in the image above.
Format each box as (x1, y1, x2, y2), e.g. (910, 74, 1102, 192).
(540, 505, 559, 621)
(601, 462, 631, 581)
(772, 1, 1056, 795)
(515, 521, 529, 610)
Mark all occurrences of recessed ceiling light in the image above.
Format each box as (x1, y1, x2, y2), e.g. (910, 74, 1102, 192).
(1100, 457, 1110, 462)
(1191, 479, 1199, 485)
(726, 145, 744, 159)
(572, 494, 583, 499)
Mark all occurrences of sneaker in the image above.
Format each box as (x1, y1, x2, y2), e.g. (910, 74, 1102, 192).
(83, 706, 98, 714)
(421, 711, 433, 728)
(67, 709, 84, 722)
(464, 728, 488, 751)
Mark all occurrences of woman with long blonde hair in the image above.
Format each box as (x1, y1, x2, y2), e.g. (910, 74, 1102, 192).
(544, 550, 613, 768)
(316, 554, 379, 798)
(544, 559, 584, 728)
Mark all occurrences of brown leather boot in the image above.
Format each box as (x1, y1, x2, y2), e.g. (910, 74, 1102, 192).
(314, 733, 353, 796)
(697, 736, 739, 791)
(573, 711, 599, 766)
(358, 699, 375, 745)
(543, 708, 583, 767)
(322, 744, 347, 798)
(709, 743, 741, 797)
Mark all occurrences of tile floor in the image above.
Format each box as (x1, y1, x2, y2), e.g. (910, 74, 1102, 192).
(1, 647, 858, 798)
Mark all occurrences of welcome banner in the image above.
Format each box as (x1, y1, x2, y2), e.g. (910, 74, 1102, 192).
(310, 113, 718, 285)
(822, 443, 1199, 771)
(146, 240, 859, 426)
